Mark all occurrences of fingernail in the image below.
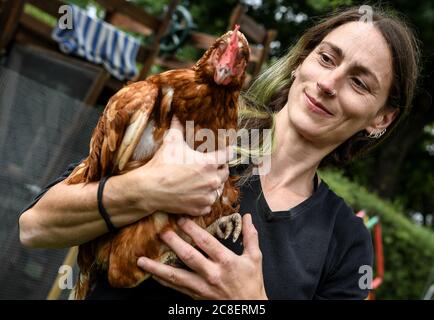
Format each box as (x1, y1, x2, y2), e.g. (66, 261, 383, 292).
(137, 257, 149, 268)
(178, 217, 187, 226)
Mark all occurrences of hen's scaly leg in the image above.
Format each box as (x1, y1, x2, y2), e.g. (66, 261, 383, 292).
(206, 213, 242, 243)
(160, 250, 184, 268)
(160, 213, 243, 268)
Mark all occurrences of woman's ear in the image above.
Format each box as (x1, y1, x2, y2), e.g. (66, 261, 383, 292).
(365, 107, 399, 134)
(291, 65, 301, 80)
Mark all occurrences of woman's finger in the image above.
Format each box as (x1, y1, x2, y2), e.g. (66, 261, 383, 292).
(137, 256, 205, 291)
(177, 218, 232, 262)
(169, 115, 184, 131)
(164, 116, 185, 143)
(159, 230, 215, 276)
(202, 145, 234, 166)
(217, 164, 230, 183)
(242, 214, 261, 258)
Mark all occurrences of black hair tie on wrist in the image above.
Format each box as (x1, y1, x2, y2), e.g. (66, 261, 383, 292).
(97, 175, 117, 233)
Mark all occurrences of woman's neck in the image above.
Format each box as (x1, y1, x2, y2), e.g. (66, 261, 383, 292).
(260, 107, 336, 196)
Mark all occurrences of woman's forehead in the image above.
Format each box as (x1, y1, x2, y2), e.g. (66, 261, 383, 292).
(320, 21, 393, 89)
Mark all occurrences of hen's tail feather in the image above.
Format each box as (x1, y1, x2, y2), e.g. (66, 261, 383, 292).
(74, 234, 114, 299)
(74, 273, 90, 300)
(65, 117, 107, 184)
(74, 241, 97, 299)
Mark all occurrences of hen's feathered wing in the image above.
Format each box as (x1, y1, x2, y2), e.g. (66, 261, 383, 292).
(67, 81, 159, 184)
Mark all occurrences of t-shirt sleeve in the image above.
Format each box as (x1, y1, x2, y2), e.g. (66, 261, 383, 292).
(314, 215, 374, 300)
(19, 161, 81, 214)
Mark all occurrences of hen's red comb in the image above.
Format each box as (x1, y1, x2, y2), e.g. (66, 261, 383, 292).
(216, 24, 241, 70)
(229, 24, 240, 51)
(231, 25, 240, 42)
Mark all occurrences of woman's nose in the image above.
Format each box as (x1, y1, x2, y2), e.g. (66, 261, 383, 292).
(317, 72, 340, 97)
(317, 81, 336, 97)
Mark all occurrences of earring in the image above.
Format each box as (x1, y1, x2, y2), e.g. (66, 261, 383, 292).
(366, 128, 386, 139)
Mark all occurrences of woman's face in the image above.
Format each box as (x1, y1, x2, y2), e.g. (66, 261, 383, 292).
(286, 21, 396, 146)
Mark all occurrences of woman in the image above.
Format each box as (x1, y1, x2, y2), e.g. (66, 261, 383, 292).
(19, 6, 420, 299)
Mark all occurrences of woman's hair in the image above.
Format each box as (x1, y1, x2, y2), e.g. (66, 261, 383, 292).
(233, 6, 421, 181)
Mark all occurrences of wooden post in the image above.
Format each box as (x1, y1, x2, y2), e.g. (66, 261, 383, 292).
(46, 246, 79, 300)
(0, 0, 25, 55)
(136, 0, 180, 80)
(253, 29, 277, 77)
(227, 4, 246, 31)
(83, 69, 111, 106)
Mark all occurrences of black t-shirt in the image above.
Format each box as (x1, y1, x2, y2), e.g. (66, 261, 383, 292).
(21, 163, 373, 300)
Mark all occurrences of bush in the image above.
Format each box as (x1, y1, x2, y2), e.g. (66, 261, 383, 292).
(320, 169, 434, 299)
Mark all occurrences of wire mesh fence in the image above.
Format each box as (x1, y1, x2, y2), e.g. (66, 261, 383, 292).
(0, 43, 101, 299)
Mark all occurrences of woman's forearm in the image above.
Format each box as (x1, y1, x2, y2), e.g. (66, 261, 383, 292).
(19, 172, 151, 249)
(19, 118, 232, 249)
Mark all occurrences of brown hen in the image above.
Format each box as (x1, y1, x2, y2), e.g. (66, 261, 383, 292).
(65, 26, 250, 299)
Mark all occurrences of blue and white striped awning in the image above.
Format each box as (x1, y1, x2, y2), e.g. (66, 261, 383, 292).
(52, 5, 140, 81)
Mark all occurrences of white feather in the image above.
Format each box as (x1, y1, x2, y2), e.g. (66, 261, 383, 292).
(132, 119, 159, 160)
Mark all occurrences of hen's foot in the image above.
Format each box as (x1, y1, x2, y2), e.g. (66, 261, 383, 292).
(160, 250, 185, 268)
(159, 213, 242, 268)
(206, 213, 242, 242)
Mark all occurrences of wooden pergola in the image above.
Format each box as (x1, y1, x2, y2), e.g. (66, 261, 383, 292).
(0, 0, 180, 106)
(0, 0, 277, 105)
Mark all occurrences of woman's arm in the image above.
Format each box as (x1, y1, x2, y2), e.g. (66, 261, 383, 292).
(19, 117, 231, 249)
(19, 170, 150, 249)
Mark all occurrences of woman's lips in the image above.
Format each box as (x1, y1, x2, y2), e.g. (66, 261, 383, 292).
(304, 91, 334, 116)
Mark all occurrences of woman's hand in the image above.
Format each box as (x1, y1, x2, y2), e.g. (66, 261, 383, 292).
(127, 116, 233, 216)
(137, 214, 268, 300)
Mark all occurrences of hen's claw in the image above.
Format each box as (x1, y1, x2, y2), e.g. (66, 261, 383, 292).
(160, 250, 184, 268)
(207, 213, 242, 242)
(159, 213, 242, 269)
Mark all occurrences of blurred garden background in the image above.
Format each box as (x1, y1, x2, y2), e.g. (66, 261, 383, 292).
(0, 0, 433, 300)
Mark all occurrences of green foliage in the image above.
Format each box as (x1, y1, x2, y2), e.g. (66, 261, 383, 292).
(320, 169, 434, 299)
(67, 0, 92, 9)
(306, 0, 353, 11)
(174, 44, 203, 63)
(129, 0, 169, 17)
(400, 150, 434, 215)
(24, 4, 57, 27)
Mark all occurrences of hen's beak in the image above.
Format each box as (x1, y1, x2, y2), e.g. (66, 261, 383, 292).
(214, 65, 233, 85)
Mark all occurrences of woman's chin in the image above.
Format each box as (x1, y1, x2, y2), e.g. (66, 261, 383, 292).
(290, 112, 330, 140)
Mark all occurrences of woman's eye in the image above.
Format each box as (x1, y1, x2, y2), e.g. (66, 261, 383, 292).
(351, 77, 368, 91)
(319, 53, 334, 65)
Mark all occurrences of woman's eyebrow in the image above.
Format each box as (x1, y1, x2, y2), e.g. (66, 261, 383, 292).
(352, 63, 380, 89)
(320, 41, 344, 59)
(320, 41, 380, 89)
